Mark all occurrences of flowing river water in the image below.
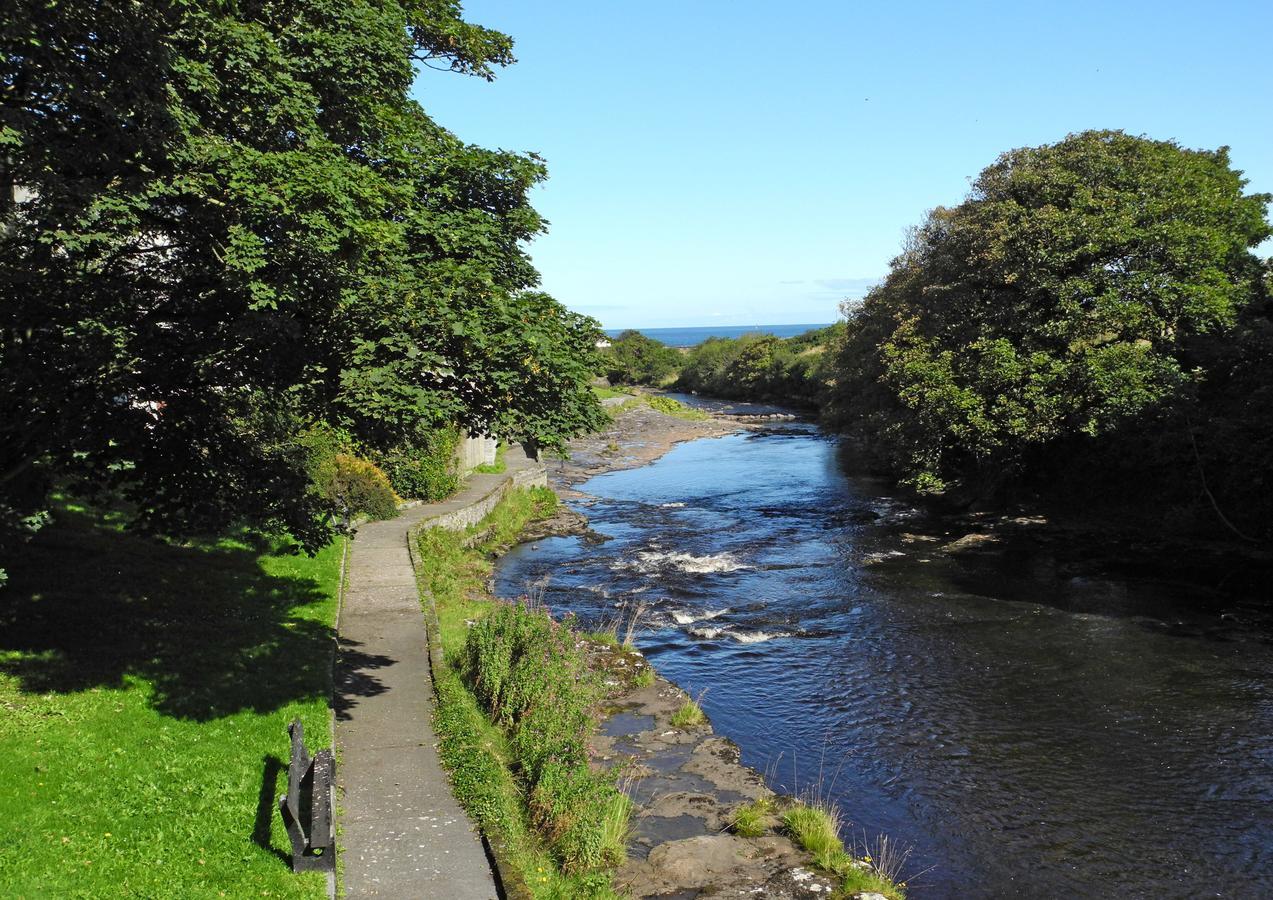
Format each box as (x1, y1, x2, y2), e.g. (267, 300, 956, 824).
(494, 423, 1273, 898)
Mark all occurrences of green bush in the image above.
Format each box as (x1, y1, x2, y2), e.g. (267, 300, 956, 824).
(297, 422, 354, 488)
(374, 426, 461, 501)
(330, 453, 399, 520)
(461, 601, 628, 872)
(601, 330, 682, 386)
(297, 423, 398, 520)
(645, 395, 707, 420)
(675, 326, 842, 408)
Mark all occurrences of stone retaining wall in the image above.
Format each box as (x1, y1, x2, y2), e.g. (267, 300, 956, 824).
(417, 451, 547, 534)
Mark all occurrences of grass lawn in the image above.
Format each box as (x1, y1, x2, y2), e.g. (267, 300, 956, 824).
(0, 502, 343, 899)
(590, 385, 634, 401)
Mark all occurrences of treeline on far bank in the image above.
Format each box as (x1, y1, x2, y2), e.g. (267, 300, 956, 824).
(601, 324, 843, 409)
(603, 131, 1273, 544)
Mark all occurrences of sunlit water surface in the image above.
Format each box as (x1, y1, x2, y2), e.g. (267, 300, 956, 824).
(495, 428, 1273, 898)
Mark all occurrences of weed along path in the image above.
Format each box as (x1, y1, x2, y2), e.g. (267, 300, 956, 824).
(335, 447, 545, 898)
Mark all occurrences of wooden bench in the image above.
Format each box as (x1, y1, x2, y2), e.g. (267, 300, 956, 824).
(277, 719, 335, 872)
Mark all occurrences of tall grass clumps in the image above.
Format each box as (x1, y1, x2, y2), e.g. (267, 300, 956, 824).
(729, 796, 777, 838)
(462, 601, 629, 871)
(669, 693, 707, 728)
(781, 798, 909, 899)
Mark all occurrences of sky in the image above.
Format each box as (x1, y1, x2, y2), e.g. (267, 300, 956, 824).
(413, 1, 1273, 329)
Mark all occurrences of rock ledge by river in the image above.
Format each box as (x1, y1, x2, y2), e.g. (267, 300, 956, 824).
(585, 639, 843, 899)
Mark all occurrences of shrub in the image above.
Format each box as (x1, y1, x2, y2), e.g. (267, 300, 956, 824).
(374, 426, 461, 501)
(297, 422, 354, 489)
(675, 328, 841, 408)
(330, 453, 399, 520)
(601, 330, 682, 386)
(296, 424, 399, 520)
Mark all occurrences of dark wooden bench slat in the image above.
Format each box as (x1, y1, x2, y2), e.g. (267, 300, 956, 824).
(277, 718, 335, 873)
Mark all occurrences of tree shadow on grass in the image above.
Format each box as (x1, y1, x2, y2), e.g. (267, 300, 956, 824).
(0, 503, 379, 721)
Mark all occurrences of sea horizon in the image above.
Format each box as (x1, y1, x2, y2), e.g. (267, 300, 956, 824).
(603, 322, 833, 348)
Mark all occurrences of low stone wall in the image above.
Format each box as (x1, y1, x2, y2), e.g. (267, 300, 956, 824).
(417, 451, 547, 534)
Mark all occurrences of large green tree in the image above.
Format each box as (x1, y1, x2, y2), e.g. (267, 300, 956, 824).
(0, 0, 602, 559)
(831, 130, 1271, 505)
(601, 329, 682, 386)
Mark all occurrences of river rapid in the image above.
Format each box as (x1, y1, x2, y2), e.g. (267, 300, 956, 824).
(494, 423, 1273, 898)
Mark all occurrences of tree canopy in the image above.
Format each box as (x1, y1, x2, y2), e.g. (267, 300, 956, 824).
(1, 0, 604, 558)
(676, 326, 842, 407)
(601, 330, 683, 386)
(830, 130, 1272, 509)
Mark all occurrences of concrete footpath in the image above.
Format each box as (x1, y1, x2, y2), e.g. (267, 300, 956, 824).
(335, 448, 546, 898)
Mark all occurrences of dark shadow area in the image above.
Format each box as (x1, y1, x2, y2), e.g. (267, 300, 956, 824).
(332, 638, 395, 722)
(0, 504, 337, 720)
(252, 754, 289, 863)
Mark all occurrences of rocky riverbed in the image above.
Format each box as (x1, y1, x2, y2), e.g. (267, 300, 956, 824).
(582, 639, 846, 899)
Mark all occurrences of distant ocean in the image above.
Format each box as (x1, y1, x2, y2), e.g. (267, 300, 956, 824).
(603, 323, 831, 348)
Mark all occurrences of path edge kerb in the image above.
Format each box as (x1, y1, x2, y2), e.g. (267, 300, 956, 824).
(405, 460, 544, 900)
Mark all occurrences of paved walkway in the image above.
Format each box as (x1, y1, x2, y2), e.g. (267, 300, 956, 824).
(336, 450, 545, 898)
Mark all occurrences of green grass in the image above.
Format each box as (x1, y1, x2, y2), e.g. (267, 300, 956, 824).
(585, 630, 622, 649)
(729, 796, 776, 838)
(473, 442, 509, 475)
(633, 667, 656, 688)
(0, 501, 344, 899)
(598, 392, 707, 425)
(591, 385, 635, 401)
(669, 694, 706, 728)
(645, 394, 708, 421)
(601, 393, 709, 423)
(606, 397, 646, 418)
(781, 799, 907, 899)
(417, 487, 625, 898)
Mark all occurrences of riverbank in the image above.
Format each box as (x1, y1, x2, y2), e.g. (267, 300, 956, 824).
(544, 402, 908, 898)
(589, 653, 902, 898)
(550, 393, 744, 499)
(419, 459, 906, 897)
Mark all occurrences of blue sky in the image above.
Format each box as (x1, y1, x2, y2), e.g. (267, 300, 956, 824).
(414, 1, 1273, 329)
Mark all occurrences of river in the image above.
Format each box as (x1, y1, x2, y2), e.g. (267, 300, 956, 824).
(494, 423, 1273, 898)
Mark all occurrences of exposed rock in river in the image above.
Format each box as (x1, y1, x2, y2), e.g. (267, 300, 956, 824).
(516, 505, 607, 544)
(588, 653, 839, 898)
